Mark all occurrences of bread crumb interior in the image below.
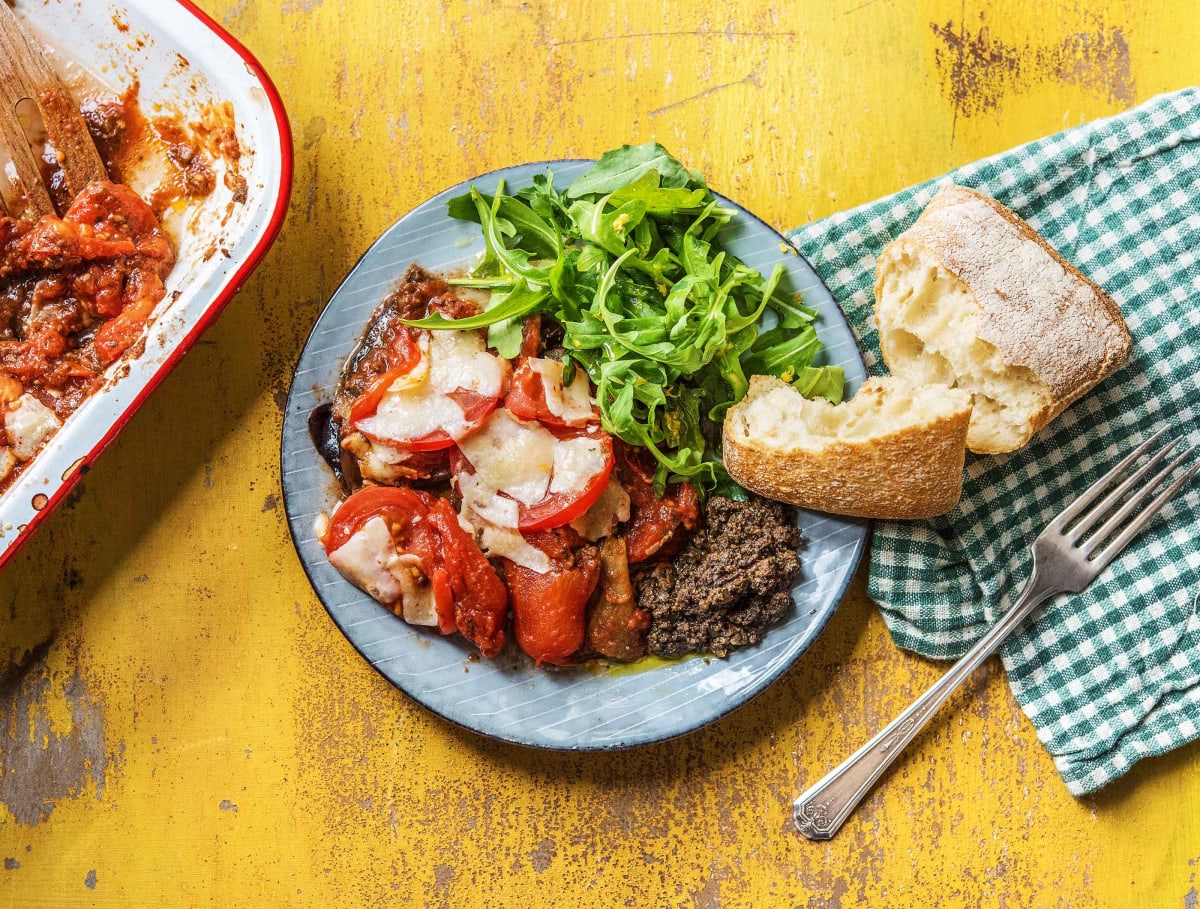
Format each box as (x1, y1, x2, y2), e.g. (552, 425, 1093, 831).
(877, 248, 1049, 451)
(736, 378, 965, 450)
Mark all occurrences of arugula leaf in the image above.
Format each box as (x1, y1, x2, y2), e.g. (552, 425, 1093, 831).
(399, 279, 548, 330)
(447, 190, 560, 260)
(791, 365, 846, 404)
(710, 326, 760, 420)
(566, 142, 698, 197)
(609, 171, 710, 215)
(768, 290, 819, 329)
(472, 185, 552, 285)
(569, 197, 647, 257)
(515, 170, 572, 225)
(741, 324, 821, 377)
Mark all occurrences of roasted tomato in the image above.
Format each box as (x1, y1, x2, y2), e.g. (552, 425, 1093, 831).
(503, 528, 601, 666)
(451, 411, 615, 533)
(349, 326, 509, 453)
(614, 440, 701, 563)
(504, 357, 597, 429)
(324, 486, 507, 657)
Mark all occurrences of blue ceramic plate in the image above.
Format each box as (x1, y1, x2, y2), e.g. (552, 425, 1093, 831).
(281, 161, 868, 749)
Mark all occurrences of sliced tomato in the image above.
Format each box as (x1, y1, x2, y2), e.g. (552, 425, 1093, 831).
(323, 485, 438, 557)
(348, 328, 425, 424)
(349, 369, 405, 424)
(398, 388, 500, 452)
(517, 429, 614, 531)
(351, 328, 506, 452)
(324, 485, 507, 655)
(452, 419, 616, 533)
(504, 359, 597, 428)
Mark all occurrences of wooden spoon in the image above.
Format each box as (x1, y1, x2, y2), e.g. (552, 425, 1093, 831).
(0, 1, 106, 218)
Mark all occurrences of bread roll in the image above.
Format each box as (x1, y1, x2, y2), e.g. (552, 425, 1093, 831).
(723, 375, 972, 520)
(874, 184, 1131, 454)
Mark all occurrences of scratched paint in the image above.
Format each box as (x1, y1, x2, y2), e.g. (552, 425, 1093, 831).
(930, 13, 1136, 121)
(0, 0, 1198, 906)
(0, 642, 119, 826)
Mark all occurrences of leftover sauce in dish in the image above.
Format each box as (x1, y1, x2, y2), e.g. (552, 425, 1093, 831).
(0, 82, 232, 495)
(80, 85, 247, 216)
(0, 182, 172, 490)
(314, 266, 802, 666)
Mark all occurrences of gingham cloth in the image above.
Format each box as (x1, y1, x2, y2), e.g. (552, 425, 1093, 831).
(786, 88, 1200, 795)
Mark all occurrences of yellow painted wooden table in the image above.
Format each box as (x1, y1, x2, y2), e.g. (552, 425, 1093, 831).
(2, 2, 1199, 906)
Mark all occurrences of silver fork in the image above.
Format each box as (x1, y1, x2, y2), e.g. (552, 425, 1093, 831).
(794, 428, 1199, 841)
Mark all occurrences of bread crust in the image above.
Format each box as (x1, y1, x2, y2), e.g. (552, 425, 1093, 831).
(723, 377, 971, 520)
(875, 184, 1132, 453)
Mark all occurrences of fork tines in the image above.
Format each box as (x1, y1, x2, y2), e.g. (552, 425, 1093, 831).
(1049, 427, 1199, 573)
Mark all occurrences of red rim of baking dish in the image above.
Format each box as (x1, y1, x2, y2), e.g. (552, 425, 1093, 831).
(0, 0, 295, 573)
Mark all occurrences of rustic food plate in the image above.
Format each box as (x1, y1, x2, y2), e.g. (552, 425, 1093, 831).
(281, 161, 868, 750)
(0, 1, 291, 570)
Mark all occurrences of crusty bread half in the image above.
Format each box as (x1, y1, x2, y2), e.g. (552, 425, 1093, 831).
(723, 375, 972, 520)
(875, 184, 1132, 454)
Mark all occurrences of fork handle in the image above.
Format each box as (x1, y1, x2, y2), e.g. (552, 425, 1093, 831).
(793, 567, 1057, 840)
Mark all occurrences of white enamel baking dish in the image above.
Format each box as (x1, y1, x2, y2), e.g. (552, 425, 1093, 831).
(1, 0, 291, 569)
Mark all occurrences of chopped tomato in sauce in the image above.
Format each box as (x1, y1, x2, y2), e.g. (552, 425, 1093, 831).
(0, 180, 174, 493)
(503, 527, 601, 666)
(0, 182, 173, 389)
(325, 485, 508, 657)
(614, 440, 701, 563)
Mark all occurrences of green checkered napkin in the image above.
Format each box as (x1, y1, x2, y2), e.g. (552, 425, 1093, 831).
(786, 88, 1200, 795)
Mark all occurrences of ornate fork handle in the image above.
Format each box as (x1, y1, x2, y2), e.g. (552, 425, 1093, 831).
(794, 565, 1057, 841)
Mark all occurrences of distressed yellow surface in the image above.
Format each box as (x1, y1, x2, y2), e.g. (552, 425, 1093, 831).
(2, 1, 1199, 906)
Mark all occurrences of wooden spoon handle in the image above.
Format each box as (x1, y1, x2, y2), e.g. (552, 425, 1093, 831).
(0, 2, 107, 216)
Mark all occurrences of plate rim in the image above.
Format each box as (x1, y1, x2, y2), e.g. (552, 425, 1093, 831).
(281, 158, 869, 750)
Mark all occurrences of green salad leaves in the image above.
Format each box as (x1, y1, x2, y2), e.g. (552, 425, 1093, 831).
(404, 142, 844, 495)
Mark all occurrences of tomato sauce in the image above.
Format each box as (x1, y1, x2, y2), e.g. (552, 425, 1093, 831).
(0, 84, 207, 493)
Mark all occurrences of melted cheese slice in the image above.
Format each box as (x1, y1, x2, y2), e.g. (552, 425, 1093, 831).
(457, 410, 556, 505)
(355, 330, 508, 444)
(549, 436, 608, 497)
(327, 516, 404, 604)
(478, 523, 553, 574)
(454, 410, 611, 574)
(527, 358, 594, 426)
(569, 478, 631, 541)
(458, 410, 609, 509)
(5, 394, 61, 461)
(457, 473, 552, 573)
(457, 471, 521, 528)
(327, 516, 438, 625)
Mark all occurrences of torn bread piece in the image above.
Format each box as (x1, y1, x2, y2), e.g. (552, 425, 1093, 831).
(723, 375, 972, 520)
(874, 184, 1132, 454)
